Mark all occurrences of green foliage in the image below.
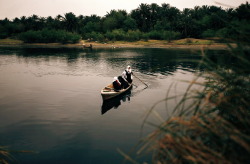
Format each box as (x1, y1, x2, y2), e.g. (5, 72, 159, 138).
(154, 21, 171, 31)
(105, 29, 126, 41)
(18, 29, 81, 43)
(0, 25, 8, 39)
(202, 29, 216, 38)
(123, 17, 137, 31)
(18, 30, 39, 43)
(226, 20, 250, 43)
(103, 10, 128, 32)
(125, 30, 142, 41)
(83, 32, 105, 42)
(146, 30, 163, 40)
(0, 2, 249, 42)
(63, 12, 78, 32)
(103, 17, 118, 32)
(235, 2, 250, 20)
(80, 21, 101, 33)
(163, 31, 181, 41)
(83, 30, 145, 42)
(145, 30, 181, 41)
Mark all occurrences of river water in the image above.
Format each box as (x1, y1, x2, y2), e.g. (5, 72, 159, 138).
(0, 47, 227, 164)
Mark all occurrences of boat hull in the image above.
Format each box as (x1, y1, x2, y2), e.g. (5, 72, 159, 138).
(101, 83, 132, 100)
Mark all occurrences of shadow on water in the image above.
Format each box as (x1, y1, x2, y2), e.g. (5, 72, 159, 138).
(101, 89, 132, 115)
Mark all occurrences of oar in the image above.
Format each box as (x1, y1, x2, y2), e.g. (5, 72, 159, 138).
(133, 73, 148, 87)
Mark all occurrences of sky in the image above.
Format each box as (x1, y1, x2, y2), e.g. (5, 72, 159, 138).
(0, 0, 248, 20)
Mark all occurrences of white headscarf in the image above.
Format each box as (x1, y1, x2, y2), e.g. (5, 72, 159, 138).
(126, 65, 132, 73)
(113, 76, 118, 82)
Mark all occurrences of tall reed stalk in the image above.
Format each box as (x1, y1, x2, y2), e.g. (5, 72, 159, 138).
(0, 146, 34, 163)
(0, 146, 13, 164)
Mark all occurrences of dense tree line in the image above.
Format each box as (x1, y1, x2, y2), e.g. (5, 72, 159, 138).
(0, 2, 249, 43)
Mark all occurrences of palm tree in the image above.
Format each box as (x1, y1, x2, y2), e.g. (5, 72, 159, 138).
(62, 12, 78, 32)
(149, 3, 160, 29)
(131, 3, 151, 32)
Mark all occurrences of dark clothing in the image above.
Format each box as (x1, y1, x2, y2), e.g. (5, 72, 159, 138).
(118, 76, 129, 89)
(125, 70, 133, 83)
(113, 80, 122, 91)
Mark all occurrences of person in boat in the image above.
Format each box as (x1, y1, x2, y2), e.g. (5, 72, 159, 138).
(118, 65, 133, 89)
(112, 76, 122, 91)
(118, 75, 128, 89)
(123, 65, 133, 83)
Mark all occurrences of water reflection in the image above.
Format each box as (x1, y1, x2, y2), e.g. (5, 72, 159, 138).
(1, 47, 205, 75)
(101, 89, 132, 115)
(0, 47, 233, 164)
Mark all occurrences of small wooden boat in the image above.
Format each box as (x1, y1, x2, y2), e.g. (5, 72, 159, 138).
(101, 83, 132, 100)
(82, 44, 93, 49)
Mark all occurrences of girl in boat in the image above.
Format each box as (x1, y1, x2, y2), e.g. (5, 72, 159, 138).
(113, 76, 122, 91)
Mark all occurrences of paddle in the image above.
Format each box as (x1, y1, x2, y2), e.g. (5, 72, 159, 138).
(133, 73, 148, 87)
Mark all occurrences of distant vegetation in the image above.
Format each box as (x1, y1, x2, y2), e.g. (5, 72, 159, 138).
(0, 2, 249, 43)
(18, 29, 81, 43)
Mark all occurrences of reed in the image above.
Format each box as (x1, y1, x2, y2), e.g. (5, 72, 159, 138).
(0, 146, 35, 164)
(0, 146, 13, 164)
(136, 42, 250, 163)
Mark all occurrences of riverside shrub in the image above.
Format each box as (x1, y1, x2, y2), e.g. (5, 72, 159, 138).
(19, 29, 81, 43)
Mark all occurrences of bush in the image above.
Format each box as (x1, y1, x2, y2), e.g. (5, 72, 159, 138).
(125, 30, 142, 41)
(19, 30, 41, 43)
(83, 32, 105, 42)
(146, 30, 163, 40)
(201, 29, 216, 38)
(105, 29, 126, 41)
(216, 28, 228, 38)
(66, 32, 81, 43)
(163, 31, 181, 42)
(145, 30, 181, 41)
(0, 25, 10, 39)
(104, 29, 147, 42)
(18, 29, 81, 43)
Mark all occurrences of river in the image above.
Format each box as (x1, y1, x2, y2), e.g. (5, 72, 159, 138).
(0, 47, 228, 164)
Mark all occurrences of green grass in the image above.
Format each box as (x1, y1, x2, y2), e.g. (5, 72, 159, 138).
(0, 39, 23, 44)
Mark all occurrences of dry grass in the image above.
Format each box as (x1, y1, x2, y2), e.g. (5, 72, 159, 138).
(136, 44, 250, 164)
(0, 146, 12, 164)
(173, 38, 214, 45)
(0, 146, 35, 164)
(0, 39, 23, 44)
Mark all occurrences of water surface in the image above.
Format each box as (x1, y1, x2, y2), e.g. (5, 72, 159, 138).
(0, 47, 227, 163)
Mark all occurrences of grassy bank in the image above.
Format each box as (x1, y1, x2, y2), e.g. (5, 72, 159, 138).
(0, 39, 23, 44)
(0, 38, 232, 49)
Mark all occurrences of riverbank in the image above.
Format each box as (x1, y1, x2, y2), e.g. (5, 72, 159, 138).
(0, 38, 234, 50)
